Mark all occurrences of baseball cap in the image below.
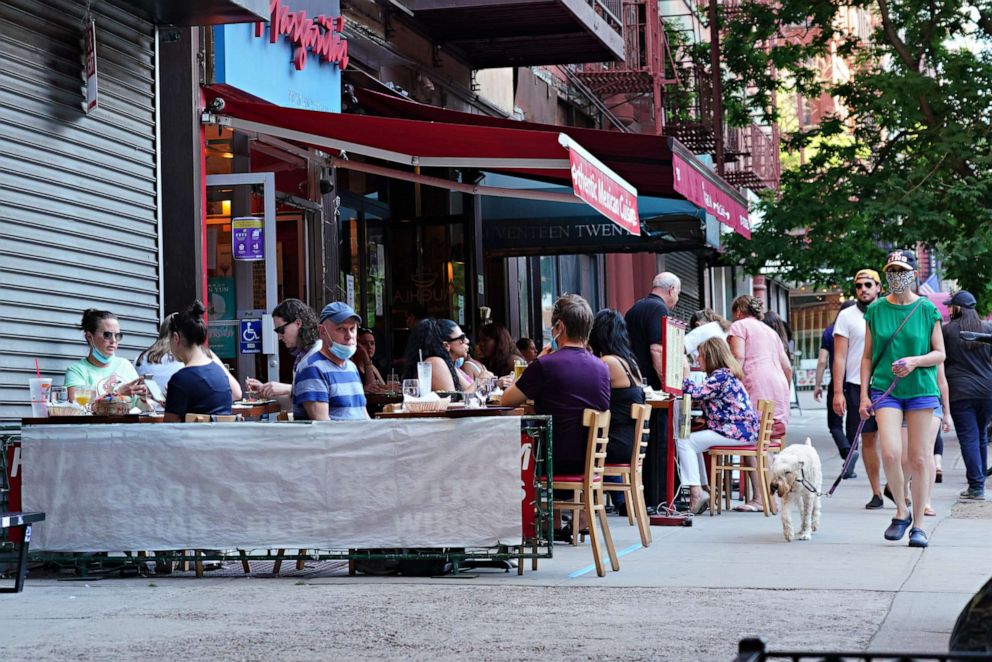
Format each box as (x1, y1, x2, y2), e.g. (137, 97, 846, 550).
(883, 249, 917, 272)
(854, 268, 880, 283)
(319, 301, 362, 324)
(946, 290, 977, 309)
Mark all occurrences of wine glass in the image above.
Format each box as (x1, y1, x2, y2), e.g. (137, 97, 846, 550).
(73, 387, 95, 412)
(402, 379, 420, 398)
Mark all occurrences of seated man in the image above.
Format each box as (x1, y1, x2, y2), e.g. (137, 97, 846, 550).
(293, 302, 369, 421)
(502, 294, 611, 475)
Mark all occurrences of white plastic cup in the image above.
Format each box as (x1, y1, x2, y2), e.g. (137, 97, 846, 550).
(417, 361, 433, 395)
(29, 378, 52, 417)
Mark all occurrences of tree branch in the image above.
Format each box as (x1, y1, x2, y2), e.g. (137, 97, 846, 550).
(876, 0, 940, 129)
(977, 10, 992, 39)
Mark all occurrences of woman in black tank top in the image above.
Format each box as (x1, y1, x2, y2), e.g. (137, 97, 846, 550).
(589, 310, 647, 464)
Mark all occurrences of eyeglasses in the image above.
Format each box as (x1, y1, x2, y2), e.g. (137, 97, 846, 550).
(448, 334, 467, 344)
(274, 321, 293, 335)
(99, 332, 124, 341)
(854, 282, 875, 290)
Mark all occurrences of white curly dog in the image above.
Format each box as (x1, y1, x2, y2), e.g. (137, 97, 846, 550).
(768, 438, 822, 542)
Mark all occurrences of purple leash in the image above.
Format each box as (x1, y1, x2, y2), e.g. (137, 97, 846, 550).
(826, 377, 901, 496)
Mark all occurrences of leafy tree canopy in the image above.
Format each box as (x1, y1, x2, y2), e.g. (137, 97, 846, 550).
(720, 0, 992, 311)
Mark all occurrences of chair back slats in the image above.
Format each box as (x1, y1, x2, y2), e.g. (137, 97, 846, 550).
(185, 413, 242, 423)
(629, 403, 651, 471)
(755, 399, 776, 453)
(582, 408, 611, 483)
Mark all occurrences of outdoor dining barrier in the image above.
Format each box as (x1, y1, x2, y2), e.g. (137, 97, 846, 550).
(2, 416, 552, 577)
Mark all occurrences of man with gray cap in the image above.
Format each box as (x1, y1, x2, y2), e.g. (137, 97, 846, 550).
(293, 301, 369, 421)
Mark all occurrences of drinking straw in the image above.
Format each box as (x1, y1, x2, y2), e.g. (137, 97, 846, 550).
(35, 357, 41, 379)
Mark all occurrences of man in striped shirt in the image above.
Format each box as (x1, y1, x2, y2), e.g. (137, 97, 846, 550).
(293, 302, 369, 421)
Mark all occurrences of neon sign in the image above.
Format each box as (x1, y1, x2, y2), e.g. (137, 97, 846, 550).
(254, 0, 349, 71)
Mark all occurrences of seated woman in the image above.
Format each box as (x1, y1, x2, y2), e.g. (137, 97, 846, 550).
(677, 336, 759, 514)
(477, 322, 523, 378)
(402, 318, 469, 392)
(136, 314, 242, 406)
(66, 308, 147, 403)
(162, 301, 233, 422)
(245, 298, 320, 406)
(354, 327, 387, 392)
(436, 319, 491, 385)
(589, 308, 646, 517)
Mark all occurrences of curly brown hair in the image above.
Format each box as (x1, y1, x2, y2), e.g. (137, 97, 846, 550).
(731, 295, 764, 320)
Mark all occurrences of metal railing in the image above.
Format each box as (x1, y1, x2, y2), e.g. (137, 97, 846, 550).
(733, 638, 992, 662)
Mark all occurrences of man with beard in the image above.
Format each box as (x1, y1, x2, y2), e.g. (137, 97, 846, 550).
(833, 269, 884, 508)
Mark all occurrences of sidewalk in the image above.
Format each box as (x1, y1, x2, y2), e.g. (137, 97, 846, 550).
(0, 396, 989, 660)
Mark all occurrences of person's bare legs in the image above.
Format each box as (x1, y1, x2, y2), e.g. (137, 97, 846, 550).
(906, 409, 935, 527)
(740, 455, 776, 512)
(862, 432, 883, 497)
(876, 408, 909, 521)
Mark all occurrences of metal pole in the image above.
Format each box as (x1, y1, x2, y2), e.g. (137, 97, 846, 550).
(708, 0, 725, 176)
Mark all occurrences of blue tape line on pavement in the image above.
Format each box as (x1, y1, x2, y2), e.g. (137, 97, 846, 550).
(567, 543, 643, 578)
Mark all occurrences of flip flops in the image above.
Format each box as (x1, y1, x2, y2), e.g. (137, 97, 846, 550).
(733, 502, 763, 512)
(690, 499, 709, 515)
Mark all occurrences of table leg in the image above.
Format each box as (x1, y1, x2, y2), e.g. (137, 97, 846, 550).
(0, 524, 32, 594)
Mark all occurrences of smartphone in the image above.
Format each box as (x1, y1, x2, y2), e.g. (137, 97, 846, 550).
(143, 376, 165, 402)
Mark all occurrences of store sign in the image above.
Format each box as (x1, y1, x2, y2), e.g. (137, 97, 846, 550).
(239, 319, 263, 355)
(213, 0, 342, 113)
(82, 18, 98, 113)
(232, 217, 264, 261)
(672, 153, 751, 239)
(255, 0, 348, 71)
(562, 135, 640, 236)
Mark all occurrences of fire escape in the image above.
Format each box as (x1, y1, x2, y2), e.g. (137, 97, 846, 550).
(575, 0, 780, 192)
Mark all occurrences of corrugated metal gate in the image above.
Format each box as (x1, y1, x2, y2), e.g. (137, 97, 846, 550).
(0, 0, 160, 419)
(665, 250, 701, 321)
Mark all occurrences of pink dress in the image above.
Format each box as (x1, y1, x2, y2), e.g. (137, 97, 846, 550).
(728, 317, 791, 429)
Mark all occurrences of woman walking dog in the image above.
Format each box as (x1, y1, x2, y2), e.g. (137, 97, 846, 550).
(859, 250, 945, 548)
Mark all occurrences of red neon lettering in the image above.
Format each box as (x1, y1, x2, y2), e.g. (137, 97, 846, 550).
(255, 0, 348, 71)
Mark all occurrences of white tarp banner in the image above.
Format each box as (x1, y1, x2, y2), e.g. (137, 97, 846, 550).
(22, 419, 523, 552)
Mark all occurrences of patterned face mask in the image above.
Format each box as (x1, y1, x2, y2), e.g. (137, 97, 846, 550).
(885, 270, 915, 294)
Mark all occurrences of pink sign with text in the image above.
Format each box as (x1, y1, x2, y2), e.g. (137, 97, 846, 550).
(565, 139, 640, 236)
(672, 153, 750, 238)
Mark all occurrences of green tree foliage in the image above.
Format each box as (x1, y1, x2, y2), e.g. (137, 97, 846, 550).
(720, 0, 992, 310)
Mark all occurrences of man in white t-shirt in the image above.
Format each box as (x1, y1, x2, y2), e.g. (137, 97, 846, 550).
(832, 268, 884, 509)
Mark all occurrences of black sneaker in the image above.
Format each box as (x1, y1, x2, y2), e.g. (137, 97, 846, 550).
(865, 494, 884, 510)
(959, 487, 987, 501)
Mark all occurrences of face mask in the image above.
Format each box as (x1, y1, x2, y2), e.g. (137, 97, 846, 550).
(330, 342, 356, 361)
(454, 357, 465, 369)
(550, 323, 561, 351)
(91, 346, 113, 365)
(885, 271, 915, 294)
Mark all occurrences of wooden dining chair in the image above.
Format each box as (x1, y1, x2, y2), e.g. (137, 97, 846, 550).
(708, 399, 776, 517)
(602, 403, 652, 547)
(549, 409, 619, 577)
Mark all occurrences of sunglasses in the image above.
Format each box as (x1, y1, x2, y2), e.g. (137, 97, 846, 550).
(854, 282, 875, 290)
(274, 321, 293, 335)
(97, 331, 124, 341)
(448, 334, 468, 344)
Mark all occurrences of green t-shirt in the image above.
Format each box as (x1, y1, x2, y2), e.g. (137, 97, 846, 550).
(864, 297, 942, 398)
(64, 356, 139, 396)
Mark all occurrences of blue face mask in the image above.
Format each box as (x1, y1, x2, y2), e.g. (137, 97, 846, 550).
(91, 347, 113, 365)
(330, 342, 356, 361)
(550, 323, 561, 351)
(454, 357, 465, 369)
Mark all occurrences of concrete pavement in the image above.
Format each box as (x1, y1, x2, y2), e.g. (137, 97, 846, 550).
(1, 391, 989, 660)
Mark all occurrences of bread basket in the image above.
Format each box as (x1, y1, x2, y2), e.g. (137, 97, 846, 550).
(91, 397, 131, 416)
(404, 396, 451, 413)
(47, 403, 87, 417)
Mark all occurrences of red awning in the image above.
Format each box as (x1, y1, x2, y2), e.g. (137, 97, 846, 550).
(356, 89, 751, 238)
(202, 86, 749, 237)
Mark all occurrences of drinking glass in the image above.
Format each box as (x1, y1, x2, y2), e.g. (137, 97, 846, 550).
(73, 387, 95, 412)
(513, 358, 527, 381)
(402, 379, 420, 398)
(50, 386, 69, 405)
(463, 390, 482, 409)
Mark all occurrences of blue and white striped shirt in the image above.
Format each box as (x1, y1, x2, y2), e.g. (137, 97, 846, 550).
(293, 351, 368, 420)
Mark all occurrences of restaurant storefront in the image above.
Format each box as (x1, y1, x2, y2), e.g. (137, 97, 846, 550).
(0, 0, 266, 419)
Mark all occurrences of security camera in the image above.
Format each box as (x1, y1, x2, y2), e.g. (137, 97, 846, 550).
(207, 97, 225, 113)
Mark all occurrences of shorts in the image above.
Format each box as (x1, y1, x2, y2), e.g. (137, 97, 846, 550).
(844, 382, 877, 434)
(870, 389, 941, 413)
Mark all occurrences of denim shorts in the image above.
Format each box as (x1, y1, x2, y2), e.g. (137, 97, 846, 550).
(870, 389, 940, 413)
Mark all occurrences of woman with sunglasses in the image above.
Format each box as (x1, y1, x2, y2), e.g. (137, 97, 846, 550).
(245, 298, 321, 403)
(65, 308, 147, 402)
(402, 319, 469, 392)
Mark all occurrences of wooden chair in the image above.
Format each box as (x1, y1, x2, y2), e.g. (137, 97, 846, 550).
(602, 403, 652, 547)
(708, 399, 776, 517)
(184, 413, 242, 423)
(550, 409, 620, 577)
(276, 411, 295, 421)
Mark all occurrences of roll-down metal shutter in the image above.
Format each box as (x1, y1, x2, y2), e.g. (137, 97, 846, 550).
(665, 251, 701, 321)
(0, 0, 159, 419)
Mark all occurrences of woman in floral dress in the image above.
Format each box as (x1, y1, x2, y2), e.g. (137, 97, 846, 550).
(678, 337, 759, 514)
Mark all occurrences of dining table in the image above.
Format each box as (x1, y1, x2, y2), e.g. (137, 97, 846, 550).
(375, 405, 524, 419)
